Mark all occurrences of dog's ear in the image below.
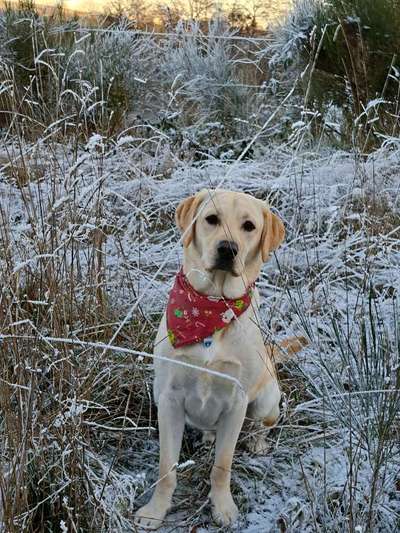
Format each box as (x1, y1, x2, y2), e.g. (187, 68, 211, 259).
(260, 206, 285, 262)
(175, 190, 208, 247)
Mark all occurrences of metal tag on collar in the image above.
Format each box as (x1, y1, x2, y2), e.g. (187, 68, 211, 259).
(203, 336, 213, 348)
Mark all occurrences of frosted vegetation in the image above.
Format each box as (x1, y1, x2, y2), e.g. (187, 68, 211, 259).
(0, 1, 399, 531)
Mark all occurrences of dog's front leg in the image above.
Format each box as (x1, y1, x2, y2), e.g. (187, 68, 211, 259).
(209, 391, 247, 527)
(135, 393, 185, 530)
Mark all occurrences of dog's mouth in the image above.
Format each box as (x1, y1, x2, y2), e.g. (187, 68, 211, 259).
(214, 259, 234, 273)
(208, 259, 240, 277)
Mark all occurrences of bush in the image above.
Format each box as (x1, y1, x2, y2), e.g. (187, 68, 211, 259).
(269, 0, 400, 147)
(0, 6, 158, 138)
(0, 4, 264, 146)
(161, 21, 253, 136)
(67, 20, 158, 134)
(0, 3, 79, 135)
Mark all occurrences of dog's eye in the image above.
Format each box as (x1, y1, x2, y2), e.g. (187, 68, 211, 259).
(243, 220, 255, 232)
(205, 214, 219, 225)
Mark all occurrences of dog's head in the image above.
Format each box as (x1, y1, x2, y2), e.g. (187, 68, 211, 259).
(176, 189, 285, 280)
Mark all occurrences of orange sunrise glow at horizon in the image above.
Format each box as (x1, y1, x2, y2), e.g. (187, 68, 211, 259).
(14, 0, 291, 26)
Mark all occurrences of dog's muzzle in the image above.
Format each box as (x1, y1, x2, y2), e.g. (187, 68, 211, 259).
(214, 240, 238, 272)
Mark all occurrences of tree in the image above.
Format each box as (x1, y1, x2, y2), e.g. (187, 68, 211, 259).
(108, 0, 150, 28)
(227, 1, 266, 35)
(187, 0, 214, 21)
(156, 1, 186, 30)
(128, 0, 150, 29)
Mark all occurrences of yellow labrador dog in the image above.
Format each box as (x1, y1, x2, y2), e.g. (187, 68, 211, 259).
(135, 189, 303, 529)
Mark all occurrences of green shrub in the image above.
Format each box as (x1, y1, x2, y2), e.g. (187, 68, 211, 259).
(315, 1, 400, 122)
(270, 0, 400, 147)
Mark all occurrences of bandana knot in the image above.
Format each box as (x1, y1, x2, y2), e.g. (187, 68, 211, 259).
(166, 270, 254, 348)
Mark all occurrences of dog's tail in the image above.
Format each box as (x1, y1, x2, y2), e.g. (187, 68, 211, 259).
(269, 336, 308, 363)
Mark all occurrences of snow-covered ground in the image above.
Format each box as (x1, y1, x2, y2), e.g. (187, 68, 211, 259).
(1, 135, 399, 531)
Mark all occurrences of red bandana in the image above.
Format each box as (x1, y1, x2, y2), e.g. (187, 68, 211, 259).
(166, 270, 254, 348)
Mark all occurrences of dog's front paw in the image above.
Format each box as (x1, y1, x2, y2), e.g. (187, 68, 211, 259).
(210, 491, 239, 526)
(134, 502, 168, 530)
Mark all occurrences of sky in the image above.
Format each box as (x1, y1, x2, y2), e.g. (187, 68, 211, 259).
(31, 0, 291, 23)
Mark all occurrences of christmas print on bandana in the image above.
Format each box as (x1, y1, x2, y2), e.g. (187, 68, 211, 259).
(166, 270, 254, 348)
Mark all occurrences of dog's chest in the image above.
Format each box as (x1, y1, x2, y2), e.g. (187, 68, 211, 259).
(179, 332, 243, 430)
(154, 311, 260, 430)
(183, 323, 243, 365)
(195, 334, 218, 364)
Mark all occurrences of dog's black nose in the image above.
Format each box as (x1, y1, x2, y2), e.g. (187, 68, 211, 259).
(217, 240, 238, 259)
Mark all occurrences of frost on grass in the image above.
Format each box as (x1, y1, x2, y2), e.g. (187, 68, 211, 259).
(267, 0, 320, 69)
(161, 21, 250, 128)
(0, 4, 399, 529)
(1, 130, 399, 531)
